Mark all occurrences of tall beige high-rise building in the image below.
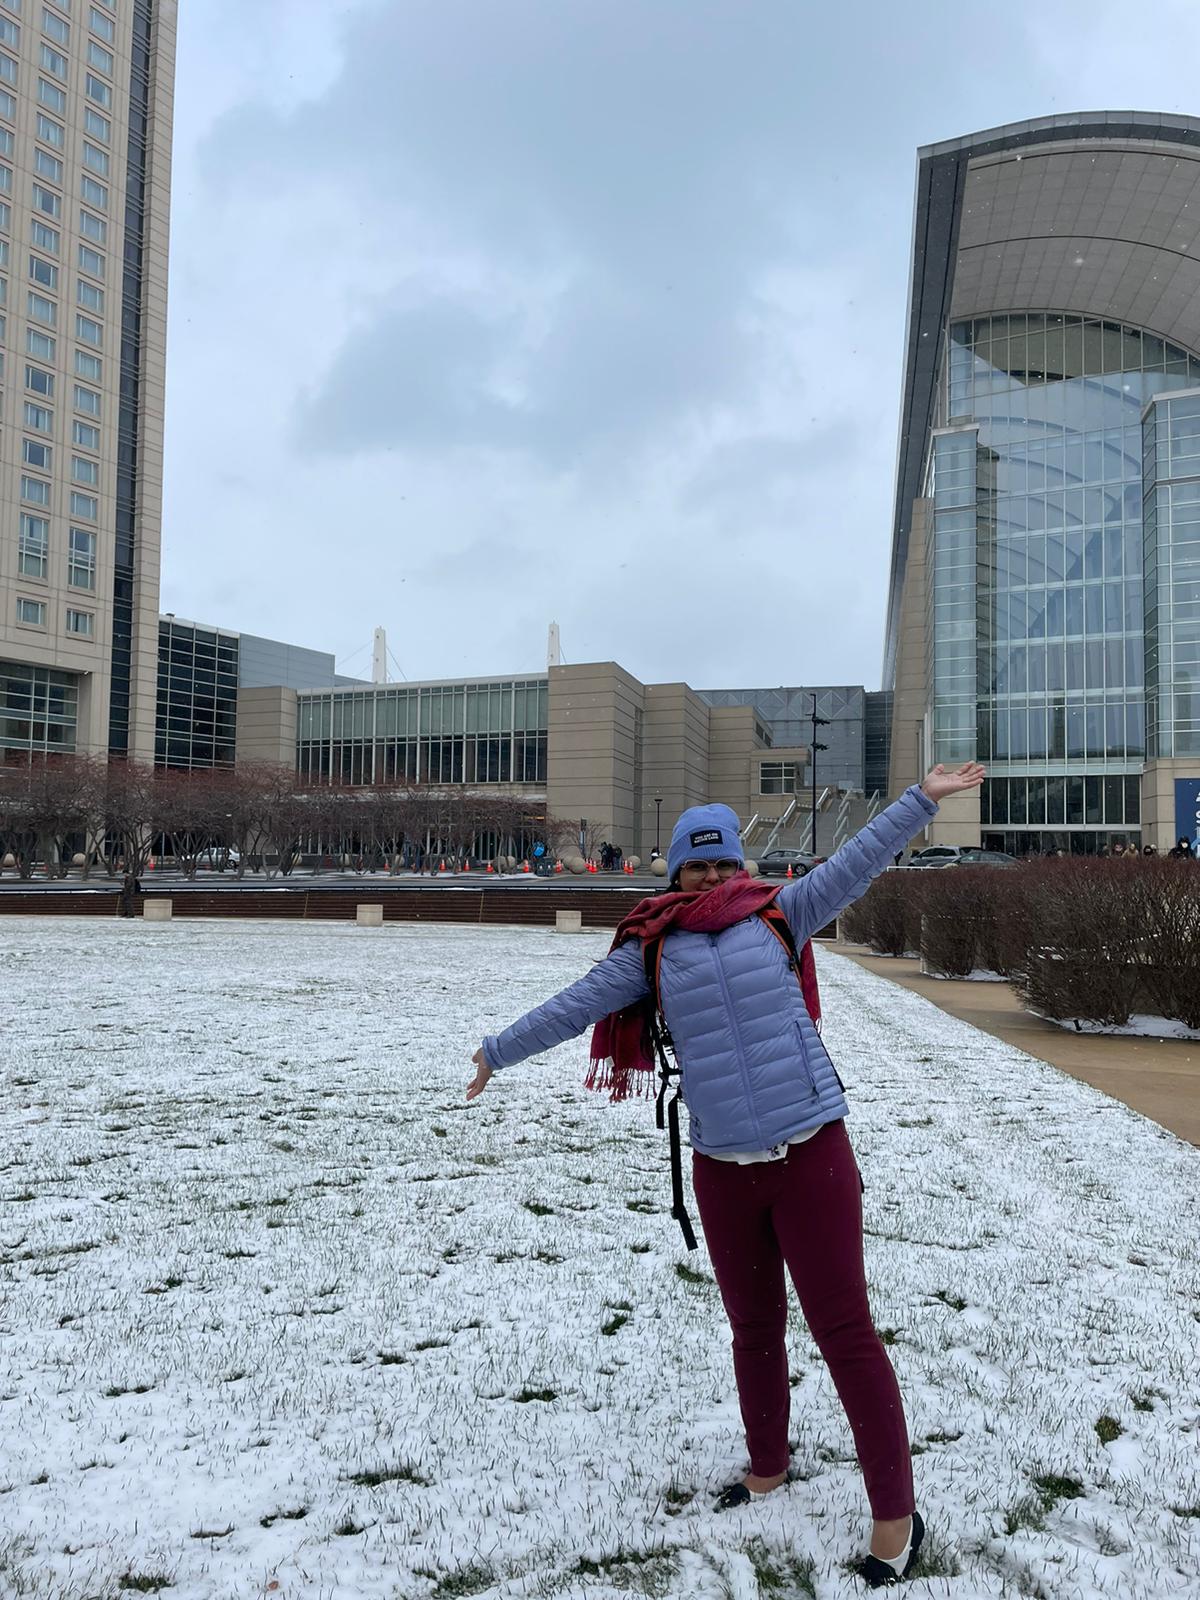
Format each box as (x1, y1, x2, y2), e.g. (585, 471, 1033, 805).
(0, 0, 175, 765)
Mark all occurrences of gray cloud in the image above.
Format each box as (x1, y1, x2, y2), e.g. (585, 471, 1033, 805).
(165, 0, 1188, 689)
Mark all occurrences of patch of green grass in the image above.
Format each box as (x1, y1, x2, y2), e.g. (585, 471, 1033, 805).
(1003, 1495, 1046, 1536)
(119, 1575, 172, 1594)
(931, 1289, 968, 1311)
(629, 1242, 652, 1254)
(626, 1199, 656, 1214)
(513, 1387, 557, 1403)
(924, 1428, 963, 1445)
(573, 1547, 677, 1595)
(1095, 1415, 1122, 1445)
(412, 1338, 449, 1352)
(259, 1507, 308, 1528)
(1171, 1504, 1200, 1519)
(674, 1262, 711, 1285)
(103, 1383, 154, 1399)
(333, 1516, 369, 1536)
(420, 1563, 496, 1598)
(601, 1311, 629, 1336)
(743, 1539, 816, 1598)
(531, 1250, 563, 1264)
(377, 1351, 407, 1366)
(663, 1481, 694, 1515)
(1033, 1472, 1085, 1510)
(522, 1200, 554, 1216)
(347, 1463, 430, 1488)
(189, 1526, 233, 1540)
(878, 1327, 899, 1345)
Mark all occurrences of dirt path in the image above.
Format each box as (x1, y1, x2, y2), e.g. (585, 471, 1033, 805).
(832, 943, 1200, 1147)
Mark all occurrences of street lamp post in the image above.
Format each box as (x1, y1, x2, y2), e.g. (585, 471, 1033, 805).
(654, 796, 663, 858)
(809, 695, 830, 854)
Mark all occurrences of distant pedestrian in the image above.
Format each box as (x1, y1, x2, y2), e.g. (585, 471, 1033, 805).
(467, 762, 988, 1587)
(118, 872, 142, 918)
(1142, 844, 1157, 857)
(1169, 836, 1195, 859)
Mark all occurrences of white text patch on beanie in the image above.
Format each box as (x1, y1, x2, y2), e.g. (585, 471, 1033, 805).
(690, 829, 723, 848)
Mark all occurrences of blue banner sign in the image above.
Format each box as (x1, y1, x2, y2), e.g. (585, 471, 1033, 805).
(1174, 777, 1200, 850)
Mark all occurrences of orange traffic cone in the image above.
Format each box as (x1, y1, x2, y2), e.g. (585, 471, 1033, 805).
(524, 859, 532, 873)
(486, 861, 494, 873)
(554, 859, 563, 873)
(439, 858, 446, 873)
(786, 863, 794, 878)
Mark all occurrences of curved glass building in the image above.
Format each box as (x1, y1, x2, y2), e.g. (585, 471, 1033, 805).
(885, 114, 1200, 854)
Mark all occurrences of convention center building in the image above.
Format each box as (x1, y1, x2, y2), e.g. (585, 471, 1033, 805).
(886, 112, 1200, 854)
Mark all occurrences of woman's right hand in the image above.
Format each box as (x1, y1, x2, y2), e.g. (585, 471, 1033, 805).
(466, 1048, 493, 1101)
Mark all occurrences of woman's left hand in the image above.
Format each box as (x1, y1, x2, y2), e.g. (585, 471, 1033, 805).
(921, 762, 986, 803)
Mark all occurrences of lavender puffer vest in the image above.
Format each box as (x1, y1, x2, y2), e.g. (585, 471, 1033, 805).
(481, 786, 937, 1154)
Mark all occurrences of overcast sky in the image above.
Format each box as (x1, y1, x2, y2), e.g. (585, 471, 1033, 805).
(161, 0, 1200, 690)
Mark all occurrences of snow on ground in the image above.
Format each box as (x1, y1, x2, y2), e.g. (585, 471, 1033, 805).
(0, 919, 1198, 1600)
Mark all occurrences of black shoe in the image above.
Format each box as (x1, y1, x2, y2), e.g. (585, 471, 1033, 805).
(714, 1482, 753, 1510)
(858, 1511, 925, 1588)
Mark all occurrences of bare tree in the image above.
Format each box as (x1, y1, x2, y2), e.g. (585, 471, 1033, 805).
(156, 768, 233, 879)
(102, 761, 162, 913)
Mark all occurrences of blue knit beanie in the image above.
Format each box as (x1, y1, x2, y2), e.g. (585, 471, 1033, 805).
(667, 803, 744, 880)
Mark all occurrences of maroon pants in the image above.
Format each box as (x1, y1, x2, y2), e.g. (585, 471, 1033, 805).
(692, 1118, 914, 1520)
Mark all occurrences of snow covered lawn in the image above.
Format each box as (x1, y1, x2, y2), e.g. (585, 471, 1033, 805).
(1, 919, 1197, 1600)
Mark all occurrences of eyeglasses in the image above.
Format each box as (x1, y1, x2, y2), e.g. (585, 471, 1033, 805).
(679, 858, 741, 878)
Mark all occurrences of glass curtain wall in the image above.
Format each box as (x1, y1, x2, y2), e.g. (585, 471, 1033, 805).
(1143, 390, 1200, 759)
(935, 313, 1200, 853)
(155, 621, 240, 769)
(296, 679, 549, 787)
(1, 662, 78, 760)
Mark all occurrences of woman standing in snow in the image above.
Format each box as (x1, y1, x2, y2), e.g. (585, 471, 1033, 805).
(467, 764, 984, 1587)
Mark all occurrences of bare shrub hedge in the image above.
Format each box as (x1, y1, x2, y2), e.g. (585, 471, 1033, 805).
(839, 868, 929, 956)
(840, 859, 1200, 1028)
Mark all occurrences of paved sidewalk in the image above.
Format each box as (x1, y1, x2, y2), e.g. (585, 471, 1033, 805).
(833, 943, 1200, 1148)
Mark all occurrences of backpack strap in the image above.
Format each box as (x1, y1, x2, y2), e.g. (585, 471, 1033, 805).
(641, 931, 697, 1252)
(757, 905, 822, 1032)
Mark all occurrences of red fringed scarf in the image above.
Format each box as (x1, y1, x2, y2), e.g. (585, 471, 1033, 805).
(585, 873, 821, 1101)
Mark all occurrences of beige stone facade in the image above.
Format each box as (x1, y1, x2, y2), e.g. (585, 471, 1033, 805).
(0, 0, 175, 764)
(545, 662, 808, 860)
(236, 686, 299, 769)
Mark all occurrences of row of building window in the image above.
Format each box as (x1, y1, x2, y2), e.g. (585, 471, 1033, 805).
(980, 775, 1141, 829)
(0, 657, 79, 759)
(17, 474, 98, 517)
(15, 595, 93, 634)
(17, 513, 96, 582)
(296, 734, 549, 788)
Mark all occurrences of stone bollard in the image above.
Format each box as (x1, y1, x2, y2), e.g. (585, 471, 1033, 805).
(143, 899, 173, 922)
(650, 858, 669, 878)
(555, 909, 583, 934)
(357, 904, 384, 927)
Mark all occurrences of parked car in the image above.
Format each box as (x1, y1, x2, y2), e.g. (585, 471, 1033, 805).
(755, 848, 825, 878)
(944, 847, 1020, 868)
(199, 846, 241, 870)
(905, 846, 967, 869)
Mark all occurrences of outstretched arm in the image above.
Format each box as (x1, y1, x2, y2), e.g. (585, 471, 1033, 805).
(467, 939, 649, 1099)
(779, 764, 985, 943)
